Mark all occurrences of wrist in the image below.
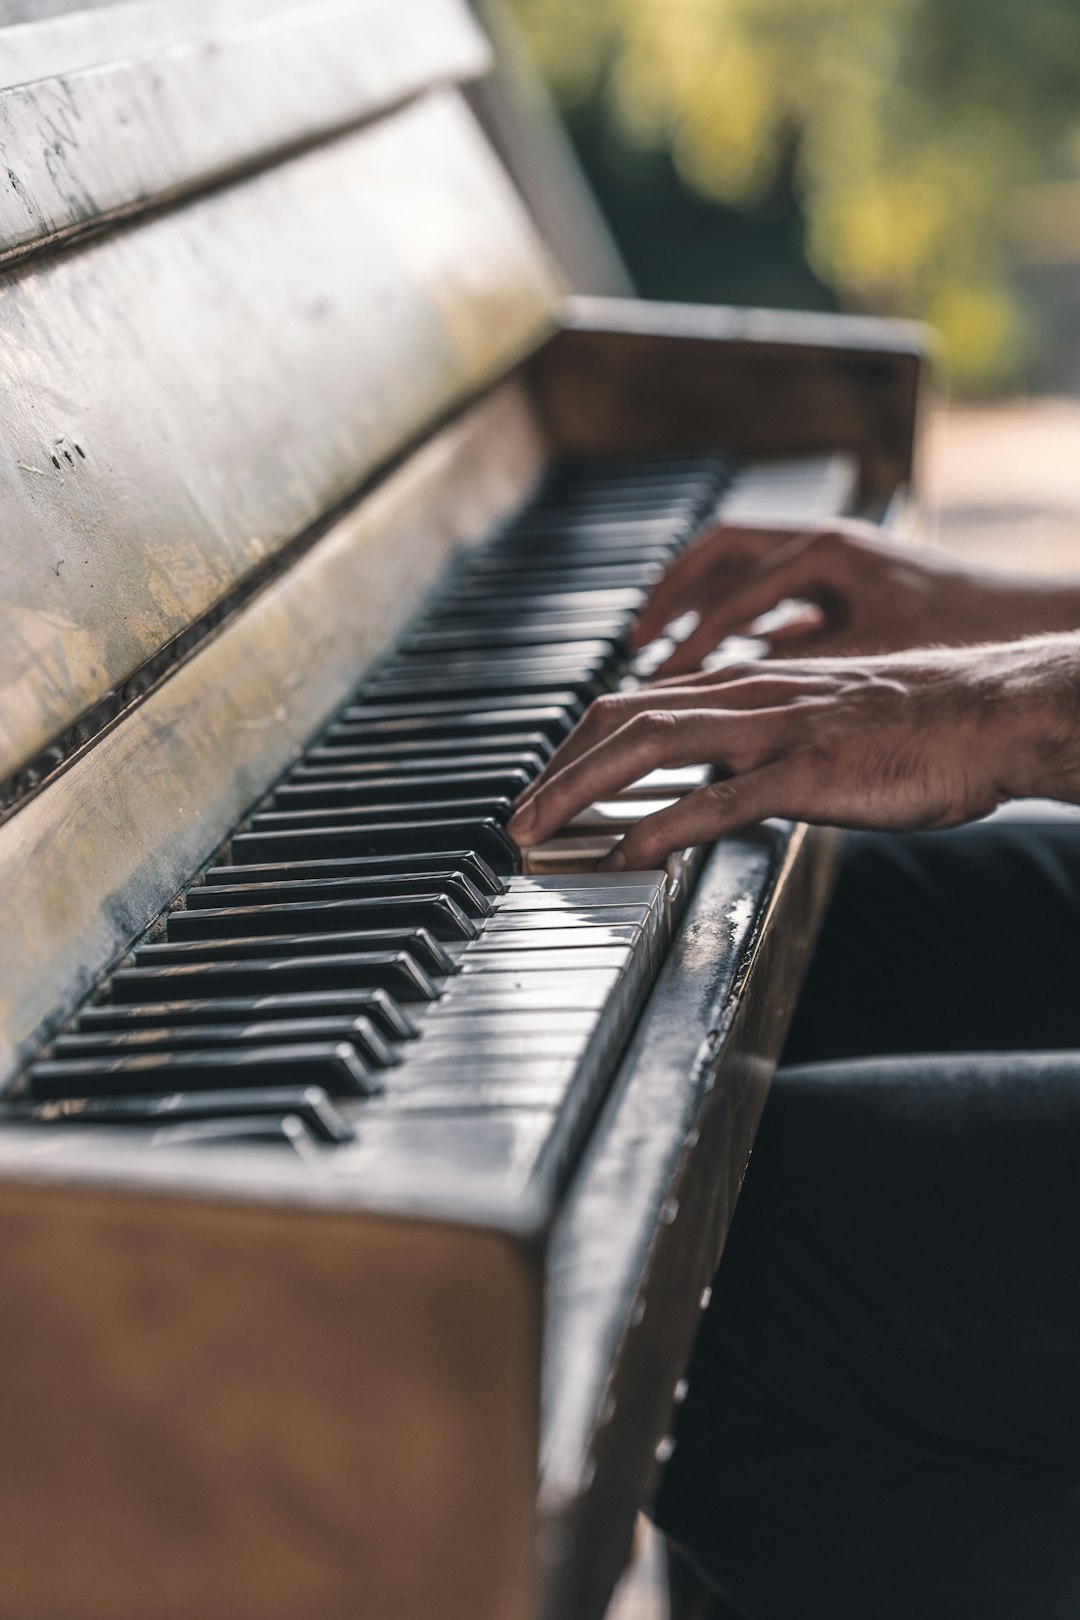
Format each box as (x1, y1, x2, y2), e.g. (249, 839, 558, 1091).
(990, 634, 1080, 803)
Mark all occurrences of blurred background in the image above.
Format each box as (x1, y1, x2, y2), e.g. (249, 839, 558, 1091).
(505, 0, 1080, 396)
(496, 0, 1080, 653)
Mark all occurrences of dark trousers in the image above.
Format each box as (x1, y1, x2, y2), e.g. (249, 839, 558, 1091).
(653, 819, 1080, 1620)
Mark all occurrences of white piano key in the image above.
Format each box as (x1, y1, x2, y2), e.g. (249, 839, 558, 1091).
(483, 905, 652, 932)
(456, 947, 634, 975)
(568, 799, 678, 830)
(435, 970, 623, 1012)
(465, 926, 642, 952)
(404, 1034, 589, 1061)
(503, 872, 666, 896)
(415, 1010, 598, 1037)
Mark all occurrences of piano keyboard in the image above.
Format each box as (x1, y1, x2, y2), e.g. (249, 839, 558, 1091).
(6, 452, 736, 1191)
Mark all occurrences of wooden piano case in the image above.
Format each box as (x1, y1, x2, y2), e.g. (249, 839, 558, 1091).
(0, 4, 926, 1617)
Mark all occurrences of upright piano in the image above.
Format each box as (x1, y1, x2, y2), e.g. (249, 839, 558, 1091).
(0, 3, 925, 1617)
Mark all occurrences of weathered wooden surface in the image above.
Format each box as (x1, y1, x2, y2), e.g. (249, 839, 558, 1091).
(532, 295, 927, 507)
(0, 381, 546, 1090)
(0, 0, 490, 263)
(0, 1178, 540, 1620)
(0, 88, 559, 788)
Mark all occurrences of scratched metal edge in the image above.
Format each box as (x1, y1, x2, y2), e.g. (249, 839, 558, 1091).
(0, 0, 491, 264)
(536, 822, 842, 1620)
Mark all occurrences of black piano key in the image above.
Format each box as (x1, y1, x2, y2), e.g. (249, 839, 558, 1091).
(421, 599, 637, 627)
(446, 566, 664, 596)
(544, 450, 732, 486)
(293, 738, 553, 767)
(229, 818, 520, 874)
(381, 636, 615, 664)
(26, 1042, 379, 1102)
(139, 927, 456, 977)
(498, 518, 687, 545)
(522, 492, 701, 520)
(208, 849, 505, 898)
(109, 951, 440, 1003)
(186, 870, 492, 919)
(169, 896, 476, 945)
(248, 795, 515, 832)
(428, 588, 645, 617)
(291, 748, 548, 780)
(364, 672, 602, 704)
(462, 546, 674, 574)
(78, 990, 418, 1040)
(367, 660, 608, 699)
(338, 693, 585, 726)
(328, 707, 574, 742)
(148, 1115, 322, 1154)
(54, 1016, 398, 1068)
(15, 1085, 354, 1143)
(401, 621, 629, 654)
(270, 770, 530, 810)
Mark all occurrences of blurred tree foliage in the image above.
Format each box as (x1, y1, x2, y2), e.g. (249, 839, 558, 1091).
(506, 0, 1080, 387)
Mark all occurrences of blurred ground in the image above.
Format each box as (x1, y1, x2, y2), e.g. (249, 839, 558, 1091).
(602, 394, 1080, 1620)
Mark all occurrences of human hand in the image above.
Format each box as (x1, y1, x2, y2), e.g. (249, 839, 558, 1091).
(508, 637, 1080, 871)
(631, 518, 1080, 677)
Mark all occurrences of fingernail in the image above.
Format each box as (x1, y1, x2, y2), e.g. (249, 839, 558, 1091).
(601, 846, 627, 872)
(508, 800, 537, 842)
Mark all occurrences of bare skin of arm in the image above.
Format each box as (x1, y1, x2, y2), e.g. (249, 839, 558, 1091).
(507, 636, 1080, 871)
(635, 518, 1080, 677)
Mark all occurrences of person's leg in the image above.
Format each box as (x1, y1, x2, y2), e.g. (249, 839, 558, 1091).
(654, 1052, 1080, 1620)
(783, 819, 1080, 1063)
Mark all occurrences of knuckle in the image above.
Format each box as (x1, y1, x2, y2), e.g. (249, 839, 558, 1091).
(629, 708, 680, 746)
(591, 692, 630, 726)
(716, 659, 756, 684)
(699, 778, 742, 818)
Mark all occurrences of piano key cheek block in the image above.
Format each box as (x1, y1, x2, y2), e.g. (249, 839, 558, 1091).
(0, 3, 925, 1617)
